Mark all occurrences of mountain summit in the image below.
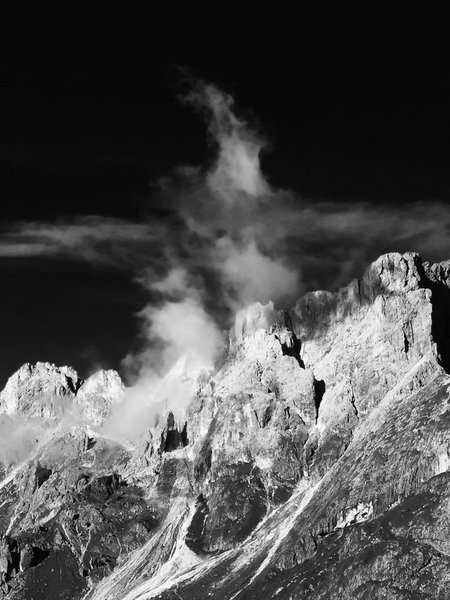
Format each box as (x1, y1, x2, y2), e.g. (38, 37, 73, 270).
(1, 252, 450, 599)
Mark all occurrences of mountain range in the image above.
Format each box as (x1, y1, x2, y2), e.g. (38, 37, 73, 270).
(1, 251, 450, 599)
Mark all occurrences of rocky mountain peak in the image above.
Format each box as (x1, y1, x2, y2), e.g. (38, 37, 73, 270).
(293, 252, 426, 337)
(75, 370, 124, 426)
(290, 252, 443, 469)
(2, 252, 450, 600)
(0, 363, 124, 426)
(0, 362, 80, 418)
(363, 251, 423, 295)
(232, 301, 280, 341)
(425, 258, 450, 287)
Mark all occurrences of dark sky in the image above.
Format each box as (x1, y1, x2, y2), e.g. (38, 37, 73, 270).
(1, 6, 450, 386)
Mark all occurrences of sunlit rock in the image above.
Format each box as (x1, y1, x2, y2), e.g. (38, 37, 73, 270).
(75, 369, 124, 426)
(2, 253, 450, 599)
(0, 362, 80, 419)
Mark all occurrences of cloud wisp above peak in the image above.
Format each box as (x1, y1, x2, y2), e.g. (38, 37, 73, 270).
(104, 79, 304, 438)
(187, 82, 270, 202)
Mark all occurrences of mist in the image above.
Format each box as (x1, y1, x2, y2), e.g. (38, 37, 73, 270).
(0, 402, 85, 467)
(0, 414, 48, 467)
(103, 82, 307, 439)
(2, 79, 450, 442)
(106, 81, 450, 440)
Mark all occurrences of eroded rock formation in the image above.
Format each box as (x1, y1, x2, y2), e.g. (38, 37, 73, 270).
(1, 252, 450, 599)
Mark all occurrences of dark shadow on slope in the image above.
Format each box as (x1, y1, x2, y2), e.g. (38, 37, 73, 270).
(160, 412, 189, 453)
(279, 333, 304, 368)
(35, 463, 52, 489)
(424, 278, 450, 373)
(185, 494, 209, 555)
(280, 313, 305, 367)
(313, 379, 325, 420)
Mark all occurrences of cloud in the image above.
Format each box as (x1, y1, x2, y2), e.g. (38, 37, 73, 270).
(188, 83, 270, 202)
(233, 301, 279, 341)
(216, 238, 299, 308)
(135, 294, 224, 378)
(0, 216, 162, 269)
(278, 200, 450, 292)
(108, 81, 450, 440)
(104, 81, 292, 438)
(0, 401, 86, 467)
(106, 292, 225, 440)
(0, 414, 48, 466)
(3, 78, 450, 442)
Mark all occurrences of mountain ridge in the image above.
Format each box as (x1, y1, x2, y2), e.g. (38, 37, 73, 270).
(1, 251, 450, 599)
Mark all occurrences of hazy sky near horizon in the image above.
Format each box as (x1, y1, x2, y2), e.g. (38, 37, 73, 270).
(1, 6, 450, 387)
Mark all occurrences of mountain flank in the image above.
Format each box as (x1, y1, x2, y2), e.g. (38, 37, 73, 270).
(1, 252, 450, 599)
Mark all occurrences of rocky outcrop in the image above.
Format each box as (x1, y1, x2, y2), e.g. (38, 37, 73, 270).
(75, 370, 124, 426)
(292, 252, 443, 478)
(0, 363, 79, 419)
(0, 429, 161, 599)
(1, 252, 450, 599)
(182, 315, 321, 552)
(0, 363, 124, 426)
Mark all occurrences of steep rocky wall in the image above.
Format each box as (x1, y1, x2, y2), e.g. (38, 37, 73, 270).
(291, 252, 450, 479)
(2, 252, 450, 600)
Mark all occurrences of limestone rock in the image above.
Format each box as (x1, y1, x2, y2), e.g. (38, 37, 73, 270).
(291, 252, 441, 478)
(1, 252, 450, 600)
(75, 370, 124, 426)
(0, 362, 80, 419)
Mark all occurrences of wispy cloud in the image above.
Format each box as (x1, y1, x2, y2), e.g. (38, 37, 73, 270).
(0, 216, 163, 269)
(188, 82, 270, 201)
(3, 79, 450, 441)
(105, 81, 450, 440)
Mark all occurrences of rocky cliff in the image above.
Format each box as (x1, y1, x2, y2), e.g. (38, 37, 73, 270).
(1, 252, 450, 599)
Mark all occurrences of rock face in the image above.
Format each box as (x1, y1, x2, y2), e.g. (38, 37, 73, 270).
(1, 252, 450, 599)
(0, 363, 79, 419)
(0, 364, 124, 425)
(292, 252, 441, 478)
(75, 370, 124, 426)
